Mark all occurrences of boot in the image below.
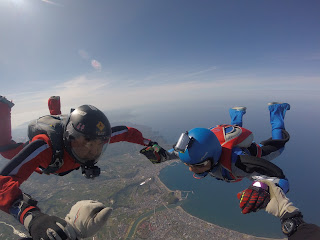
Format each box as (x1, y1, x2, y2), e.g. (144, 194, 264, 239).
(268, 102, 290, 140)
(0, 96, 14, 146)
(229, 106, 247, 127)
(48, 96, 61, 115)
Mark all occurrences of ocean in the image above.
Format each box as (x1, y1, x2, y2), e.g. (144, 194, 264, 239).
(152, 101, 320, 238)
(159, 161, 285, 238)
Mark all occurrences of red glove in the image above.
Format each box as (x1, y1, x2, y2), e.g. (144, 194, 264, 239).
(237, 181, 270, 214)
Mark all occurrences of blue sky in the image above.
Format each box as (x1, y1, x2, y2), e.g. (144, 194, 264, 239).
(1, 0, 320, 233)
(1, 0, 320, 127)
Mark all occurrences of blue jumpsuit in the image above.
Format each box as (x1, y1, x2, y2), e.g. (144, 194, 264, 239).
(167, 103, 291, 192)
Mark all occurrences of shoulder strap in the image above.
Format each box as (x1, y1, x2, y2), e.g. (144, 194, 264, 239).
(28, 115, 68, 174)
(211, 124, 253, 172)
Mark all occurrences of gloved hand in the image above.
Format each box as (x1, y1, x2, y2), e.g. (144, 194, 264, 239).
(140, 142, 168, 164)
(237, 181, 270, 214)
(9, 193, 77, 240)
(27, 212, 77, 240)
(65, 200, 112, 239)
(259, 180, 299, 218)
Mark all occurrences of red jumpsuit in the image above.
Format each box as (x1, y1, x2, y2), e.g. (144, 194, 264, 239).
(0, 126, 150, 213)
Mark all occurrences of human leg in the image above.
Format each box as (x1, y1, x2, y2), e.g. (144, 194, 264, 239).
(268, 102, 290, 140)
(48, 96, 61, 115)
(0, 96, 24, 159)
(0, 96, 14, 147)
(229, 106, 246, 127)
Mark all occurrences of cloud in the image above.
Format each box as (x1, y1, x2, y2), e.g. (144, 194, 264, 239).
(41, 0, 63, 7)
(91, 59, 102, 71)
(179, 66, 219, 78)
(8, 71, 320, 128)
(78, 49, 102, 71)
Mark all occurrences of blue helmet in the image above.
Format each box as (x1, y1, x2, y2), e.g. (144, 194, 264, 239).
(177, 128, 222, 165)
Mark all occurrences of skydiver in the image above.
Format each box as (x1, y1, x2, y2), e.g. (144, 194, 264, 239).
(141, 102, 291, 199)
(237, 180, 320, 239)
(0, 95, 160, 240)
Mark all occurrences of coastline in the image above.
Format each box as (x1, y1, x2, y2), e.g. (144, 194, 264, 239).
(153, 162, 286, 240)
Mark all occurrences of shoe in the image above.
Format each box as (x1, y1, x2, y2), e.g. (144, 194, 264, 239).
(231, 106, 247, 111)
(268, 102, 283, 106)
(268, 102, 290, 111)
(0, 96, 14, 108)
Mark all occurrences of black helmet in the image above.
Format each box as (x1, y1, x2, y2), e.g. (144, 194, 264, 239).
(64, 105, 111, 165)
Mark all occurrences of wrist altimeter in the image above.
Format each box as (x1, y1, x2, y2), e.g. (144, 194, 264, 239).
(281, 212, 304, 237)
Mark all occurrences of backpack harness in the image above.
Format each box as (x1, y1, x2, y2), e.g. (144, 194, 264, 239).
(210, 124, 261, 182)
(28, 115, 69, 175)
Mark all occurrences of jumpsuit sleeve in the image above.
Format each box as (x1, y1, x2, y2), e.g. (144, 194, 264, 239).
(289, 223, 320, 240)
(232, 150, 290, 193)
(166, 148, 180, 160)
(110, 126, 151, 146)
(0, 136, 52, 213)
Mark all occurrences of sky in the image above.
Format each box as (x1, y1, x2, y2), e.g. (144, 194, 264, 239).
(1, 0, 319, 128)
(1, 0, 320, 235)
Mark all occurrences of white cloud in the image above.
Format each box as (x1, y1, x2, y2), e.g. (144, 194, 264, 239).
(91, 59, 102, 71)
(78, 49, 102, 71)
(8, 72, 320, 128)
(41, 0, 63, 7)
(179, 66, 219, 78)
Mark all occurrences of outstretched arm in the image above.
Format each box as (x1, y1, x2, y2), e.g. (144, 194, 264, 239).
(0, 139, 52, 213)
(140, 146, 179, 164)
(239, 180, 320, 239)
(110, 126, 151, 146)
(0, 138, 78, 240)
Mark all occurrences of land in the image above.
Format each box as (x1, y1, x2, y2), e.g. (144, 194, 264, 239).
(0, 129, 286, 240)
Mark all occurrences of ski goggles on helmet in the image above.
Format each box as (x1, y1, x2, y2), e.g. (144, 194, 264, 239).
(184, 159, 212, 168)
(174, 131, 195, 153)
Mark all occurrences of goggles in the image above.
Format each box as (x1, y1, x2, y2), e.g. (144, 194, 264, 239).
(174, 131, 194, 153)
(184, 159, 211, 168)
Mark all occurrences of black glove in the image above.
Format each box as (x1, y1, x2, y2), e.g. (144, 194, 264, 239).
(9, 193, 77, 240)
(28, 212, 76, 240)
(140, 142, 168, 164)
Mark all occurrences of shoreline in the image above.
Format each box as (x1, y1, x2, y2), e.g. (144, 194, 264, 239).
(153, 162, 285, 240)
